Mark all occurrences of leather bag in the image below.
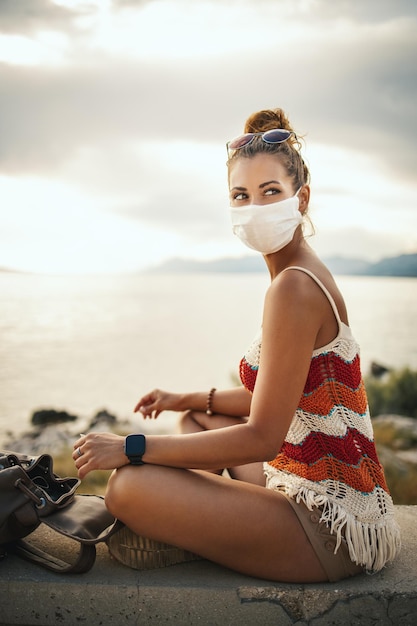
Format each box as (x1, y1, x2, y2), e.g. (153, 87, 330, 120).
(0, 450, 122, 573)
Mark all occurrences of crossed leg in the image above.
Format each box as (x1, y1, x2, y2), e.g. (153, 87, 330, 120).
(105, 463, 328, 583)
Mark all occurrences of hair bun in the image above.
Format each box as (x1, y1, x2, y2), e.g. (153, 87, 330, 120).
(244, 108, 293, 134)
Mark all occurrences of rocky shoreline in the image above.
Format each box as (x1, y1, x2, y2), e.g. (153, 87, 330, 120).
(3, 408, 416, 462)
(1, 407, 176, 456)
(2, 409, 417, 505)
(1, 409, 134, 456)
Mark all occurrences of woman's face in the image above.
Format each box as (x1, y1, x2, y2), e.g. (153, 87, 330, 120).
(228, 153, 296, 207)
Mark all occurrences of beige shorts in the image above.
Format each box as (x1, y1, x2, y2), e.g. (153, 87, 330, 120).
(279, 490, 364, 582)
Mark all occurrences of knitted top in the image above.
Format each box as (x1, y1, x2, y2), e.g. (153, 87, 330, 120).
(239, 266, 401, 572)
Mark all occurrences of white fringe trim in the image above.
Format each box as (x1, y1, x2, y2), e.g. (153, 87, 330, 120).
(265, 471, 402, 572)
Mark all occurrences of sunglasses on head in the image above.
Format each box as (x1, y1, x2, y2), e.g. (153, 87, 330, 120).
(226, 128, 294, 155)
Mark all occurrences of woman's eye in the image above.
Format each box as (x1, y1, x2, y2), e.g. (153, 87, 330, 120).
(232, 192, 247, 201)
(264, 188, 280, 196)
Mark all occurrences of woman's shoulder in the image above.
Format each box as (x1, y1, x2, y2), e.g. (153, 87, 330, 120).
(267, 259, 347, 322)
(265, 266, 324, 322)
(272, 261, 349, 327)
(275, 253, 342, 294)
(268, 262, 328, 299)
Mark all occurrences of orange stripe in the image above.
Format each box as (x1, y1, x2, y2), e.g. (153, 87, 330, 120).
(299, 380, 368, 416)
(268, 455, 389, 493)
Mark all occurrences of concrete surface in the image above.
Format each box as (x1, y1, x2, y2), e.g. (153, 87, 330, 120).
(0, 506, 416, 626)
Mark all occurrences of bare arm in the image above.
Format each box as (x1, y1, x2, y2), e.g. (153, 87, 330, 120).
(134, 386, 252, 419)
(74, 271, 325, 479)
(141, 271, 320, 469)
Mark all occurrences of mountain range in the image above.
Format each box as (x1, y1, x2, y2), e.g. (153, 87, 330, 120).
(1, 253, 416, 277)
(148, 253, 417, 277)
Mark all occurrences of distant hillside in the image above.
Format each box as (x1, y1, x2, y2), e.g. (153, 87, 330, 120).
(148, 253, 417, 277)
(2, 253, 416, 277)
(322, 256, 372, 275)
(365, 254, 417, 277)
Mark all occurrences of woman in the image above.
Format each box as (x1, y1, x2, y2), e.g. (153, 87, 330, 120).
(73, 107, 401, 583)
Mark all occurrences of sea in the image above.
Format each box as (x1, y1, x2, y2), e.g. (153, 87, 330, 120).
(1, 272, 416, 445)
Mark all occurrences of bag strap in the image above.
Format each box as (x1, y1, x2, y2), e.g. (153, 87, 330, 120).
(13, 538, 97, 574)
(41, 494, 123, 543)
(1, 449, 123, 574)
(9, 495, 124, 574)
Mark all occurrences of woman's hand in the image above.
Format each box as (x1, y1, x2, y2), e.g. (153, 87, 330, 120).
(134, 388, 185, 419)
(72, 432, 128, 479)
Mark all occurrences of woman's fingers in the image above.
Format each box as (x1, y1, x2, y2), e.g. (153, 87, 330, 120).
(71, 432, 128, 478)
(134, 389, 166, 417)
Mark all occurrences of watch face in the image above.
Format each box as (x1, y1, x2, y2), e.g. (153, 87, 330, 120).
(125, 434, 146, 457)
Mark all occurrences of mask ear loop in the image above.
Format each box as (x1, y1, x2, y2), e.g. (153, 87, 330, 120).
(295, 186, 307, 217)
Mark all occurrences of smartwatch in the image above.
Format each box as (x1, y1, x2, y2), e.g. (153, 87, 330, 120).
(124, 434, 146, 465)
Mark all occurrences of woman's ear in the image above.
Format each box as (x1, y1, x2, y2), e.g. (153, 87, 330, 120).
(298, 185, 310, 214)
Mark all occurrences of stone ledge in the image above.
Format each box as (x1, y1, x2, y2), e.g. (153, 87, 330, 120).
(0, 506, 416, 626)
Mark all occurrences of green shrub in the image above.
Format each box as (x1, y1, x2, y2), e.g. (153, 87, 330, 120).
(365, 367, 417, 418)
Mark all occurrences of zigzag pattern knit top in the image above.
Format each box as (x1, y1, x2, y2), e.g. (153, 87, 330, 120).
(239, 267, 401, 572)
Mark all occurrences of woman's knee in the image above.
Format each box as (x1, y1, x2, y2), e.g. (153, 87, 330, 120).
(178, 409, 206, 433)
(179, 411, 248, 435)
(105, 465, 140, 516)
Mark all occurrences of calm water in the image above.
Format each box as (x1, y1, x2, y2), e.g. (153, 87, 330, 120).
(1, 272, 416, 443)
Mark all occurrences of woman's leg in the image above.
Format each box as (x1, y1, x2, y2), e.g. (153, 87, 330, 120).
(105, 464, 328, 583)
(179, 410, 265, 485)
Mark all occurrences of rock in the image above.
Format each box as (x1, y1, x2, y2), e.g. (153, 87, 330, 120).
(89, 409, 118, 429)
(31, 409, 78, 427)
(370, 361, 391, 378)
(3, 424, 78, 456)
(3, 408, 124, 457)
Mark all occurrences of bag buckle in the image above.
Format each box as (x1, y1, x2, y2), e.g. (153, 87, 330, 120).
(15, 478, 47, 509)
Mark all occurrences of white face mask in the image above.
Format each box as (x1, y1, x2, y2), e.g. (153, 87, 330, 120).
(230, 189, 303, 255)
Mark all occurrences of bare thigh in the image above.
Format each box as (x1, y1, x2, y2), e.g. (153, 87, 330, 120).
(105, 464, 327, 583)
(179, 410, 265, 485)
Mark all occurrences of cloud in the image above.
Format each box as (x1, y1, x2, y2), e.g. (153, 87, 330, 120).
(113, 0, 417, 20)
(113, 0, 156, 7)
(57, 138, 229, 238)
(0, 0, 416, 273)
(312, 226, 412, 262)
(0, 0, 87, 35)
(0, 7, 416, 182)
(309, 0, 417, 22)
(288, 19, 417, 181)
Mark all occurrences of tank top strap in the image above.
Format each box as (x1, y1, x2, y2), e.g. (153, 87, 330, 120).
(281, 266, 343, 326)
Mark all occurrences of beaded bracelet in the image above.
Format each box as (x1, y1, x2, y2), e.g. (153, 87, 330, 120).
(206, 387, 216, 416)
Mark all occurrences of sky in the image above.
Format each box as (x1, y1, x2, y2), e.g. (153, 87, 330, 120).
(0, 0, 416, 274)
